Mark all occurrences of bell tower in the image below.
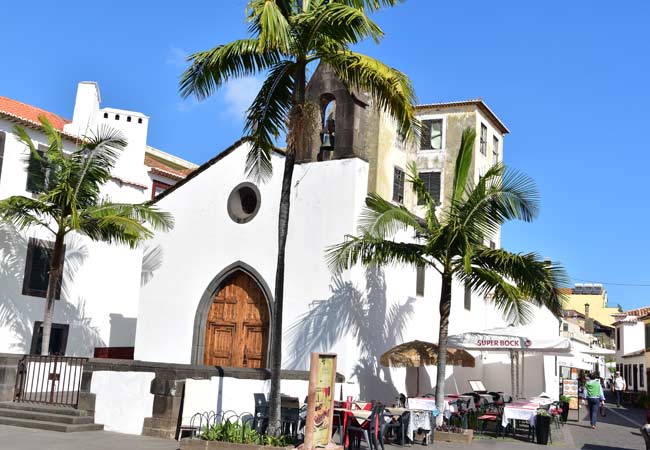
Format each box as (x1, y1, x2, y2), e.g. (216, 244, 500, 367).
(299, 63, 380, 162)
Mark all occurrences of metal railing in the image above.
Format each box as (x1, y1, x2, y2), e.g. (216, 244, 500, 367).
(14, 355, 87, 408)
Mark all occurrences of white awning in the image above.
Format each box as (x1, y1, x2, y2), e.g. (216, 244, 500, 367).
(558, 355, 595, 371)
(447, 325, 572, 354)
(570, 340, 616, 356)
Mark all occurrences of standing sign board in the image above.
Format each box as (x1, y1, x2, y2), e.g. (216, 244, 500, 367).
(303, 353, 341, 450)
(562, 378, 580, 415)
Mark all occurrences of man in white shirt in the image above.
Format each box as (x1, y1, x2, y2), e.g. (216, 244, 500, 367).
(613, 371, 626, 407)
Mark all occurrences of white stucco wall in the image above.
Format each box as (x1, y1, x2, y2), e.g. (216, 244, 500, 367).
(135, 142, 561, 404)
(91, 371, 155, 434)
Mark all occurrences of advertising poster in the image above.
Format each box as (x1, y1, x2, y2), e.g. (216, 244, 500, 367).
(304, 353, 338, 450)
(563, 379, 579, 410)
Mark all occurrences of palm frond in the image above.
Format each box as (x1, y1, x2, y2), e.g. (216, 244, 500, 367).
(0, 196, 56, 233)
(341, 0, 406, 11)
(452, 163, 540, 243)
(326, 234, 427, 274)
(406, 161, 440, 232)
(320, 50, 418, 140)
(451, 127, 475, 203)
(471, 247, 568, 316)
(358, 192, 426, 238)
(244, 60, 296, 181)
(179, 39, 281, 100)
(79, 202, 174, 248)
(301, 1, 384, 48)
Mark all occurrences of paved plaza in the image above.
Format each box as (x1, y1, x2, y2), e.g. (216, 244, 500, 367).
(0, 399, 646, 450)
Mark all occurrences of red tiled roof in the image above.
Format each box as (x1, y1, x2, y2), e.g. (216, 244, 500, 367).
(558, 288, 573, 295)
(622, 306, 650, 317)
(144, 154, 194, 181)
(0, 96, 70, 131)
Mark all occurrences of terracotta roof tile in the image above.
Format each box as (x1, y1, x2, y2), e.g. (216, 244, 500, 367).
(0, 96, 70, 131)
(144, 154, 194, 181)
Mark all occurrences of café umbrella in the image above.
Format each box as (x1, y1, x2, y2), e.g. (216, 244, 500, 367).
(380, 340, 475, 396)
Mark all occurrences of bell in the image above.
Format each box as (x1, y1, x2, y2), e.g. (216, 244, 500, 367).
(320, 131, 335, 151)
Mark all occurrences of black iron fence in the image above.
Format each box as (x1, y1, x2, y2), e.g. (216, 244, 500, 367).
(14, 355, 87, 408)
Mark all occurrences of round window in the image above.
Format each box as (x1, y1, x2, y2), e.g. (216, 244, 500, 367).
(227, 183, 261, 224)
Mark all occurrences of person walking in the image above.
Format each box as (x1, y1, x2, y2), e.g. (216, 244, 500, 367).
(583, 372, 605, 429)
(613, 371, 626, 407)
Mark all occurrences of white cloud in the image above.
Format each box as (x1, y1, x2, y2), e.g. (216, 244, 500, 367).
(224, 77, 263, 121)
(166, 46, 189, 68)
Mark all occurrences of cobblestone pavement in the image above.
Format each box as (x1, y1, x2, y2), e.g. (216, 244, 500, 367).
(563, 393, 646, 450)
(0, 425, 177, 450)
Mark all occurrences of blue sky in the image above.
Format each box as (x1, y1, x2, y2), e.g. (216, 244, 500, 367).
(3, 1, 650, 309)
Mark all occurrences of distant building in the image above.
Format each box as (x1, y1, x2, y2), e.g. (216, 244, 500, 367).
(0, 82, 196, 357)
(612, 307, 650, 391)
(559, 283, 620, 327)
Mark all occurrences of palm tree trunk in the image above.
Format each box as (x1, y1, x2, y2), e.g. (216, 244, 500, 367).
(267, 59, 306, 435)
(434, 272, 452, 425)
(40, 231, 65, 356)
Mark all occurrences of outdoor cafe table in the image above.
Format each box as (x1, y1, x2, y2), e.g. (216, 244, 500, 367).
(334, 406, 430, 446)
(501, 398, 554, 428)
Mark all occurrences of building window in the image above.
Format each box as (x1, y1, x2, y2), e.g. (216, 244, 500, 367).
(617, 327, 621, 350)
(26, 146, 49, 193)
(416, 266, 425, 297)
(464, 284, 471, 310)
(0, 131, 5, 181)
(562, 323, 569, 332)
(30, 322, 69, 356)
(127, 116, 132, 122)
(22, 238, 64, 299)
(489, 240, 496, 249)
(418, 171, 441, 205)
(492, 136, 499, 164)
(103, 112, 108, 119)
(138, 118, 143, 124)
(151, 180, 172, 199)
(480, 123, 487, 155)
(227, 182, 262, 224)
(645, 323, 650, 351)
(115, 114, 120, 120)
(392, 167, 405, 203)
(641, 364, 645, 388)
(420, 119, 443, 150)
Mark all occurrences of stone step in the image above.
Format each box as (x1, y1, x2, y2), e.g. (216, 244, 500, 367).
(0, 402, 88, 416)
(0, 416, 103, 432)
(0, 407, 94, 424)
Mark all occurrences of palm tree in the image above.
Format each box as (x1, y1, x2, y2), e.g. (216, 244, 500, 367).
(327, 127, 567, 420)
(179, 0, 417, 429)
(0, 116, 174, 356)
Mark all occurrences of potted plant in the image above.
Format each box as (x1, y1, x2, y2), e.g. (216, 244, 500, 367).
(535, 409, 552, 445)
(559, 395, 571, 422)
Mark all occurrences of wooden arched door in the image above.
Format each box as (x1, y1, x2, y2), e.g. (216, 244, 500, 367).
(203, 271, 270, 368)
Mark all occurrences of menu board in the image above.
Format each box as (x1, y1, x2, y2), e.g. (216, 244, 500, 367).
(563, 379, 579, 410)
(304, 353, 339, 450)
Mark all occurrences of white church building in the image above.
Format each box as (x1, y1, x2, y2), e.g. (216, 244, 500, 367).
(0, 82, 197, 358)
(134, 64, 562, 402)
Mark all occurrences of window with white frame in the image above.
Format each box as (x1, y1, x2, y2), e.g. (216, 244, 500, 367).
(480, 123, 487, 155)
(420, 119, 443, 150)
(492, 136, 499, 164)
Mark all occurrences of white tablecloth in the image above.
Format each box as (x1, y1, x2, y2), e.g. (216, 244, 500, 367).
(502, 403, 539, 427)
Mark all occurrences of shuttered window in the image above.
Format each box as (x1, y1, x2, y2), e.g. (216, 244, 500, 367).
(22, 238, 65, 299)
(464, 284, 472, 310)
(420, 119, 443, 150)
(416, 266, 425, 296)
(26, 146, 48, 193)
(0, 131, 5, 181)
(393, 167, 405, 203)
(30, 322, 69, 355)
(418, 171, 441, 205)
(645, 324, 650, 351)
(480, 123, 488, 155)
(492, 136, 499, 164)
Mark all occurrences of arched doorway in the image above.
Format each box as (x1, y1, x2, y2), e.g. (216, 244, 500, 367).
(203, 271, 270, 368)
